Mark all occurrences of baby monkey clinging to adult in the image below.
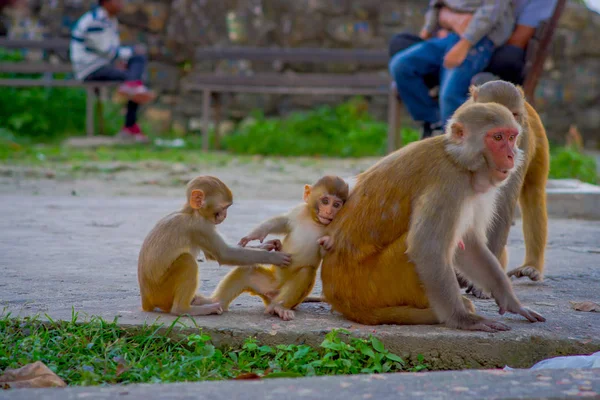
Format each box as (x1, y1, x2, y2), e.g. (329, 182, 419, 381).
(137, 175, 292, 317)
(211, 175, 349, 321)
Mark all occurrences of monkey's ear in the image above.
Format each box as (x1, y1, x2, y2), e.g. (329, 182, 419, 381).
(469, 85, 479, 101)
(190, 189, 205, 209)
(450, 122, 465, 143)
(303, 185, 312, 203)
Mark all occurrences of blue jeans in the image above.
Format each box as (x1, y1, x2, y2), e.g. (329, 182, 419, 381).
(389, 33, 495, 128)
(84, 55, 147, 128)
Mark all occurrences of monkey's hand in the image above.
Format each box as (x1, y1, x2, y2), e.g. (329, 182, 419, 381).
(238, 231, 268, 247)
(506, 265, 543, 282)
(497, 300, 546, 323)
(317, 236, 334, 251)
(267, 251, 292, 267)
(255, 239, 283, 252)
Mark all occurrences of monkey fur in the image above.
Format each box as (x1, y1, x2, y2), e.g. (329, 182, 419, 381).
(211, 176, 348, 321)
(320, 102, 546, 332)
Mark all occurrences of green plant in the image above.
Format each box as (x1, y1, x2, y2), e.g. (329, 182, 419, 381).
(549, 145, 598, 184)
(222, 97, 419, 158)
(0, 311, 428, 387)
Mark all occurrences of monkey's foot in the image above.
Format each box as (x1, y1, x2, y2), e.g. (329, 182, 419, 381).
(266, 304, 295, 321)
(462, 296, 476, 313)
(449, 314, 511, 333)
(466, 284, 492, 300)
(191, 295, 215, 306)
(507, 265, 543, 282)
(173, 303, 223, 316)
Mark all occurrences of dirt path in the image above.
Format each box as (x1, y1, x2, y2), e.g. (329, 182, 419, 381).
(0, 157, 378, 200)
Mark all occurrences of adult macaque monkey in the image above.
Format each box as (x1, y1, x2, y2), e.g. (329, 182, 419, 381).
(137, 176, 292, 317)
(457, 80, 549, 298)
(211, 176, 349, 321)
(320, 103, 546, 331)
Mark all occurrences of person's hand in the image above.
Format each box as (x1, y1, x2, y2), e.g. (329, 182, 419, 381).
(133, 44, 147, 55)
(443, 39, 471, 69)
(436, 28, 450, 39)
(419, 29, 431, 40)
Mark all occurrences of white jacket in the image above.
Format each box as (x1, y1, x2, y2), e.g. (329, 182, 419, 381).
(70, 6, 132, 80)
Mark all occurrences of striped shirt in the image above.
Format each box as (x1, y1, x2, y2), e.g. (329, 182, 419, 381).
(69, 6, 132, 80)
(423, 0, 515, 47)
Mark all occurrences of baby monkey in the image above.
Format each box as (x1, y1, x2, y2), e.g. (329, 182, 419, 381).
(211, 175, 349, 321)
(137, 175, 292, 317)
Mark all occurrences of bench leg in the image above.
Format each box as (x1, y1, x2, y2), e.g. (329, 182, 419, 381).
(214, 93, 222, 150)
(95, 87, 105, 136)
(86, 87, 95, 137)
(202, 89, 211, 152)
(387, 82, 402, 153)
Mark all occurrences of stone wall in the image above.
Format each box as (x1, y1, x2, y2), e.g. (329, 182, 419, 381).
(2, 0, 600, 146)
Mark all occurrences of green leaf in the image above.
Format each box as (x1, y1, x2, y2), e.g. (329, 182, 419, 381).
(370, 337, 385, 353)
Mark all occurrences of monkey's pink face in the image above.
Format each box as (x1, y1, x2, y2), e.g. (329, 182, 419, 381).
(485, 127, 519, 181)
(316, 195, 344, 225)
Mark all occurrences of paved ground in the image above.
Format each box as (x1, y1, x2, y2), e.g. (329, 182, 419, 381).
(2, 368, 599, 400)
(1, 193, 599, 370)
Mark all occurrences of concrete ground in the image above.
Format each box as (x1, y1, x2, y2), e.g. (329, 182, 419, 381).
(1, 193, 599, 371)
(1, 368, 599, 400)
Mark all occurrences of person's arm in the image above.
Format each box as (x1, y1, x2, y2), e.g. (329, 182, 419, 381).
(421, 0, 442, 39)
(79, 16, 132, 62)
(507, 0, 558, 49)
(461, 0, 511, 46)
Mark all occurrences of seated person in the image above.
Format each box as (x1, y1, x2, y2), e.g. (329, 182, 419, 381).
(388, 1, 515, 139)
(389, 0, 558, 137)
(70, 0, 156, 142)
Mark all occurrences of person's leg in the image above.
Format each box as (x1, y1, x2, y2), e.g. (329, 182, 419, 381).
(388, 36, 451, 137)
(438, 35, 495, 127)
(84, 63, 150, 142)
(389, 32, 440, 90)
(483, 44, 526, 85)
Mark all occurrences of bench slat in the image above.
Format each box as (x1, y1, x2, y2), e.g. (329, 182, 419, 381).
(185, 72, 389, 88)
(183, 84, 388, 96)
(195, 46, 388, 65)
(0, 79, 118, 87)
(0, 38, 70, 51)
(0, 62, 73, 74)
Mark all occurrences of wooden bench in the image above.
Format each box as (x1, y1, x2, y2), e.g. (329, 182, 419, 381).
(183, 47, 392, 151)
(388, 0, 567, 150)
(0, 37, 117, 137)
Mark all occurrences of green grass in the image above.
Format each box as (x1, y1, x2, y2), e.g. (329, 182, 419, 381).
(549, 145, 598, 184)
(0, 311, 428, 387)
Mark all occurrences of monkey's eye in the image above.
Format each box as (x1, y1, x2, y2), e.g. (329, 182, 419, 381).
(333, 202, 342, 209)
(493, 134, 503, 141)
(321, 198, 329, 205)
(508, 135, 516, 142)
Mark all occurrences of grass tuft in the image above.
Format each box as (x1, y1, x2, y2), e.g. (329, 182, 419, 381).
(0, 311, 428, 386)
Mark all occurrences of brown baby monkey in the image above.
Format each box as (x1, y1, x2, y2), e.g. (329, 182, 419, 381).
(211, 175, 349, 321)
(137, 175, 292, 317)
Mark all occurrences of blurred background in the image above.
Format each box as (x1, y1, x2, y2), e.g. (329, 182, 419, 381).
(0, 0, 598, 186)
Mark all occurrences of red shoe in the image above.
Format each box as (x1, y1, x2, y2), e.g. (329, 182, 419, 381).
(117, 124, 150, 143)
(117, 80, 156, 104)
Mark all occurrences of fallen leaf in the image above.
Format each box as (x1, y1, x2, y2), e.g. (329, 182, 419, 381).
(0, 361, 66, 389)
(234, 373, 262, 380)
(570, 301, 600, 312)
